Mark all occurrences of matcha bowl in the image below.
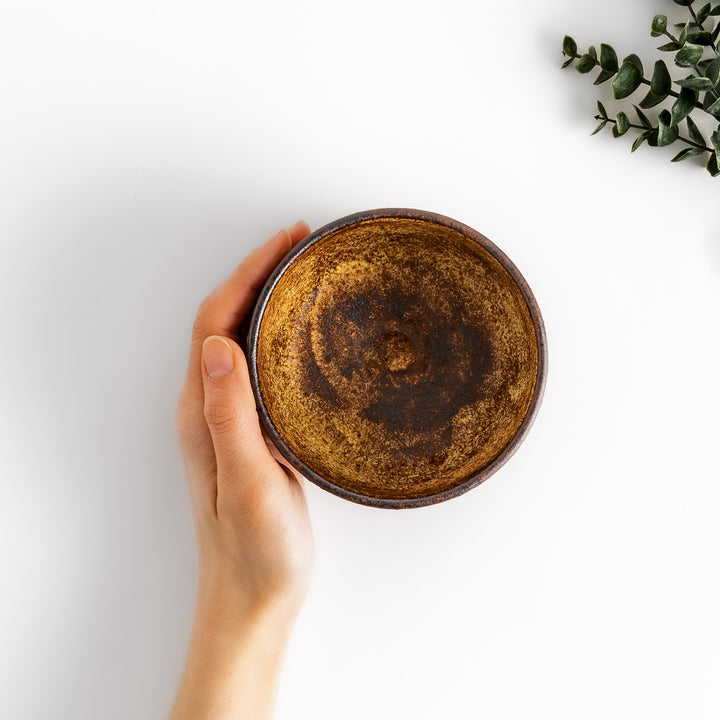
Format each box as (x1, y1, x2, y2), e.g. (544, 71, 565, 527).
(247, 208, 547, 508)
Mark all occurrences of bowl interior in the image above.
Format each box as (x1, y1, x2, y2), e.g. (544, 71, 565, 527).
(255, 215, 540, 503)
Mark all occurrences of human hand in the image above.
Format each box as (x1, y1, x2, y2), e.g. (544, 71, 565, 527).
(171, 221, 314, 720)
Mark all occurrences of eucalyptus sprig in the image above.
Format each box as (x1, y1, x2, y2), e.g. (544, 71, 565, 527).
(562, 0, 720, 176)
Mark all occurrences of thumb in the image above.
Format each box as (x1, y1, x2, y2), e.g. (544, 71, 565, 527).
(201, 335, 271, 479)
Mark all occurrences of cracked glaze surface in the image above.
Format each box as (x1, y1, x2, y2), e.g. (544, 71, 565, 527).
(256, 215, 540, 502)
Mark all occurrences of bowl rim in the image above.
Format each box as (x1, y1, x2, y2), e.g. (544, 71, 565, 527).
(247, 208, 547, 509)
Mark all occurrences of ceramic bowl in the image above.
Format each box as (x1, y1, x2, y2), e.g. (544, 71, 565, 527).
(247, 208, 547, 508)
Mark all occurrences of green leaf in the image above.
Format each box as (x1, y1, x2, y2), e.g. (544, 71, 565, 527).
(599, 43, 618, 72)
(671, 87, 697, 124)
(631, 131, 652, 152)
(658, 41, 683, 51)
(634, 105, 652, 128)
(706, 96, 720, 114)
(588, 45, 598, 61)
(687, 31, 713, 45)
(614, 111, 630, 135)
(679, 22, 690, 46)
(563, 36, 578, 57)
(675, 42, 704, 67)
(561, 57, 574, 69)
(597, 100, 608, 119)
(698, 58, 713, 72)
(658, 109, 680, 145)
(647, 129, 660, 147)
(639, 90, 668, 108)
(672, 147, 705, 161)
(710, 5, 720, 15)
(625, 54, 644, 73)
(638, 60, 671, 108)
(594, 68, 616, 85)
(703, 58, 720, 86)
(673, 0, 695, 5)
(687, 115, 707, 145)
(613, 55, 644, 98)
(707, 152, 720, 176)
(697, 3, 712, 23)
(712, 129, 720, 161)
(676, 75, 714, 89)
(576, 54, 597, 73)
(591, 120, 607, 135)
(650, 59, 672, 95)
(651, 14, 668, 37)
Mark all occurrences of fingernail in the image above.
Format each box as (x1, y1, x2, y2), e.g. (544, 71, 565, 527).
(203, 336, 234, 378)
(289, 220, 308, 234)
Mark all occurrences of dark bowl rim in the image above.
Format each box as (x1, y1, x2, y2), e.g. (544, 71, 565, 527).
(247, 208, 548, 509)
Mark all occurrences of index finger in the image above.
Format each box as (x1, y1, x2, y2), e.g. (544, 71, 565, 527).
(181, 221, 311, 408)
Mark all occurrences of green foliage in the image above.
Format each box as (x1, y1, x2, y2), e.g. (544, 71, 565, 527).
(676, 75, 715, 88)
(687, 115, 708, 143)
(703, 57, 720, 84)
(613, 55, 644, 98)
(707, 96, 720, 113)
(563, 36, 577, 56)
(634, 105, 653, 128)
(675, 42, 704, 66)
(652, 15, 668, 36)
(697, 4, 713, 25)
(576, 54, 598, 73)
(712, 128, 720, 160)
(708, 152, 720, 175)
(562, 0, 720, 176)
(672, 146, 705, 160)
(614, 111, 631, 136)
(658, 110, 681, 144)
(671, 87, 698, 123)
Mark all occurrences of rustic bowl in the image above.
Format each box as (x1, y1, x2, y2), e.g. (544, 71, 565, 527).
(247, 209, 547, 509)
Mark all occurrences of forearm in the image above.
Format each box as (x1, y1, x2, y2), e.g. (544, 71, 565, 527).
(171, 585, 296, 720)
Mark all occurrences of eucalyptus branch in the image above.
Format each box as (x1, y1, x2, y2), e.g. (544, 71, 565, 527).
(596, 113, 712, 153)
(562, 0, 720, 177)
(638, 76, 694, 105)
(689, 2, 718, 51)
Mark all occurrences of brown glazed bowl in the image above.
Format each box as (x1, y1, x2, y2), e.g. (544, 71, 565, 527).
(247, 209, 547, 509)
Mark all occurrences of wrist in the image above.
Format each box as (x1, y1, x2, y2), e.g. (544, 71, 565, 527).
(171, 576, 297, 720)
(196, 551, 309, 627)
(194, 579, 298, 648)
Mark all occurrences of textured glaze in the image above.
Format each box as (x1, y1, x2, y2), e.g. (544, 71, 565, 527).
(249, 210, 546, 508)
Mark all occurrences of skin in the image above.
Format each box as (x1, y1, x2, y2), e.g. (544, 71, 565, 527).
(171, 221, 315, 720)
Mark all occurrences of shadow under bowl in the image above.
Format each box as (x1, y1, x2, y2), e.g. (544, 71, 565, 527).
(247, 208, 547, 509)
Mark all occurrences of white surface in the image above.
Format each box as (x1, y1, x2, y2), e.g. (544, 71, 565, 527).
(2, 1, 720, 718)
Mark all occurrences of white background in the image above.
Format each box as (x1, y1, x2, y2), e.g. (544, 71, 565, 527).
(2, 0, 719, 718)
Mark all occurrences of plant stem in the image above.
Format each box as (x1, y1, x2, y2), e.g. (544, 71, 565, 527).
(689, 4, 718, 53)
(693, 64, 720, 101)
(595, 115, 712, 152)
(638, 77, 706, 109)
(566, 48, 707, 110)
(639, 77, 680, 99)
(564, 45, 719, 115)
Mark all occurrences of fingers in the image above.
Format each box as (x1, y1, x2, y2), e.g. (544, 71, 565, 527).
(288, 220, 311, 244)
(194, 220, 310, 344)
(180, 220, 311, 426)
(201, 336, 274, 491)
